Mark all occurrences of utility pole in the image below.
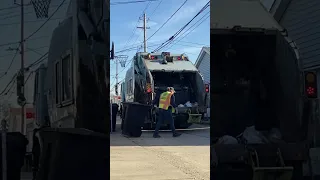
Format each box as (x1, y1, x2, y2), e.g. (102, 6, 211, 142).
(113, 55, 128, 95)
(20, 0, 25, 136)
(115, 57, 118, 95)
(1, 100, 7, 180)
(14, 0, 26, 135)
(137, 13, 150, 53)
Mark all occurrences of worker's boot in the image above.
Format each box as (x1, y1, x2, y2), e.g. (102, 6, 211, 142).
(173, 132, 181, 137)
(153, 134, 161, 138)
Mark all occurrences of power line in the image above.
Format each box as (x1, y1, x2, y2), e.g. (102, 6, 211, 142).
(165, 11, 210, 51)
(0, 51, 48, 96)
(111, 0, 160, 5)
(0, 74, 17, 96)
(0, 35, 51, 47)
(152, 1, 209, 52)
(0, 44, 21, 80)
(119, 1, 151, 54)
(153, 1, 209, 52)
(26, 52, 48, 69)
(0, 4, 31, 11)
(0, 2, 69, 20)
(148, 0, 163, 18)
(147, 0, 188, 41)
(0, 17, 64, 26)
(0, 46, 48, 58)
(24, 0, 66, 41)
(3, 79, 16, 96)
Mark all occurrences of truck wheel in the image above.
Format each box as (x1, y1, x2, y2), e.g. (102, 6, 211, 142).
(174, 114, 192, 129)
(175, 123, 192, 129)
(143, 123, 153, 130)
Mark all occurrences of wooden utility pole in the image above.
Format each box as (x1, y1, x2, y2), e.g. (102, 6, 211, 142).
(137, 13, 150, 52)
(13, 0, 26, 135)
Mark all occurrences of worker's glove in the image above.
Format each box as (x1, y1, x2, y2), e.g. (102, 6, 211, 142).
(175, 108, 178, 114)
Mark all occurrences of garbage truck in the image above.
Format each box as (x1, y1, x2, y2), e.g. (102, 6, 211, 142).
(211, 0, 316, 179)
(30, 1, 112, 179)
(121, 52, 209, 129)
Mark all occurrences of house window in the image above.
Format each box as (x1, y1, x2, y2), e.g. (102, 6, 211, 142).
(55, 62, 61, 104)
(54, 50, 73, 106)
(62, 55, 72, 101)
(127, 79, 133, 94)
(33, 72, 39, 104)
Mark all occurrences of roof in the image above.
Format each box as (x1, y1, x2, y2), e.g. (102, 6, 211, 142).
(211, 0, 283, 30)
(136, 52, 198, 72)
(195, 47, 210, 68)
(144, 59, 198, 72)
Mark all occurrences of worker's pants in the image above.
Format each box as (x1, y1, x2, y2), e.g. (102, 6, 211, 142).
(154, 109, 176, 135)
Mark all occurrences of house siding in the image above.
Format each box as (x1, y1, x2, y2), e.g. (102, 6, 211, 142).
(198, 53, 210, 84)
(277, 0, 320, 69)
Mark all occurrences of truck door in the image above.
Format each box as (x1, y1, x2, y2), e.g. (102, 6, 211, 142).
(194, 71, 206, 110)
(272, 31, 303, 141)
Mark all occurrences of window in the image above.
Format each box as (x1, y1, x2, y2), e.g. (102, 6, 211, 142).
(127, 79, 133, 94)
(62, 55, 72, 101)
(54, 50, 73, 106)
(55, 62, 61, 104)
(33, 72, 39, 104)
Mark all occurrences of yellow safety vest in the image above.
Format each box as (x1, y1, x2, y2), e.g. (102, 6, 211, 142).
(158, 91, 173, 110)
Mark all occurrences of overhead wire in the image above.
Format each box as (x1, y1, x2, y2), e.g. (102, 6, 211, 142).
(0, 17, 65, 26)
(0, 45, 48, 59)
(0, 51, 48, 97)
(111, 1, 154, 92)
(148, 0, 163, 18)
(146, 0, 188, 41)
(24, 0, 67, 41)
(0, 35, 51, 48)
(0, 44, 20, 80)
(152, 1, 209, 52)
(0, 0, 65, 83)
(110, 0, 160, 5)
(0, 73, 17, 96)
(165, 11, 210, 51)
(0, 2, 69, 20)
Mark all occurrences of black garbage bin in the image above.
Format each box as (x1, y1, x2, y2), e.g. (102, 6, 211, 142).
(111, 103, 119, 132)
(35, 128, 109, 180)
(0, 132, 28, 180)
(122, 102, 151, 137)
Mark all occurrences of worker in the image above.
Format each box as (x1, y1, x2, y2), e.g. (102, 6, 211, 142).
(153, 87, 181, 138)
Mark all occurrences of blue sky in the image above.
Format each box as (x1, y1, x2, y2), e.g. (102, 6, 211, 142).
(110, 0, 210, 94)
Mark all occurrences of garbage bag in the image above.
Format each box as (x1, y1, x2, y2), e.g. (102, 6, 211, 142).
(268, 128, 282, 143)
(216, 135, 238, 144)
(185, 101, 192, 107)
(242, 126, 265, 144)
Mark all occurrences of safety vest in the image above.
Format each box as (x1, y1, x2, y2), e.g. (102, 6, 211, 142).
(158, 91, 173, 110)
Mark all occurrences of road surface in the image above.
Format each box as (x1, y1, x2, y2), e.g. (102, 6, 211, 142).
(110, 117, 210, 180)
(20, 117, 210, 180)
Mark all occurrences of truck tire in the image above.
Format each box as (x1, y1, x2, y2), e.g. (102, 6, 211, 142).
(143, 123, 153, 130)
(174, 114, 192, 129)
(175, 123, 192, 129)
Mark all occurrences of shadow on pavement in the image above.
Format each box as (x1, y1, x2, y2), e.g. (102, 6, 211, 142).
(111, 121, 210, 146)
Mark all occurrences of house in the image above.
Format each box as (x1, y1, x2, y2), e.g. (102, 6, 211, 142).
(261, 0, 320, 75)
(195, 47, 210, 119)
(195, 47, 210, 85)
